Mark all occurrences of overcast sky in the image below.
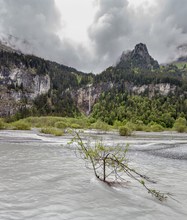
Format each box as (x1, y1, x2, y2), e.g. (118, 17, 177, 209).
(0, 0, 187, 73)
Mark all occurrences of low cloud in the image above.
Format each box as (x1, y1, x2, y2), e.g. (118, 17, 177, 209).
(0, 0, 92, 71)
(88, 0, 187, 68)
(0, 0, 187, 73)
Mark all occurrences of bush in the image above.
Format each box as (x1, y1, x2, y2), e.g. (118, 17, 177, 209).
(119, 126, 132, 136)
(125, 122, 136, 131)
(66, 117, 89, 128)
(113, 120, 123, 129)
(150, 124, 164, 132)
(11, 121, 31, 130)
(24, 116, 66, 128)
(134, 120, 145, 131)
(88, 117, 96, 124)
(55, 121, 68, 129)
(173, 117, 187, 133)
(0, 118, 5, 129)
(40, 127, 64, 136)
(21, 116, 90, 129)
(70, 123, 82, 129)
(90, 120, 111, 131)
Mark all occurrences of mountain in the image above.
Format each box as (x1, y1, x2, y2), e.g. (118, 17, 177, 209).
(117, 43, 159, 70)
(0, 46, 93, 118)
(0, 41, 187, 128)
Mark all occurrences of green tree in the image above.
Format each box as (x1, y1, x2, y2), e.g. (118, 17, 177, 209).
(70, 132, 169, 201)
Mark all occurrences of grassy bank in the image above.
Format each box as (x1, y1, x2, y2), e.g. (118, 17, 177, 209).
(1, 116, 187, 136)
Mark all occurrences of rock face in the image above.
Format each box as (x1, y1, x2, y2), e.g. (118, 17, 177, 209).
(72, 82, 177, 115)
(0, 67, 50, 116)
(72, 83, 113, 114)
(117, 43, 159, 70)
(130, 83, 176, 97)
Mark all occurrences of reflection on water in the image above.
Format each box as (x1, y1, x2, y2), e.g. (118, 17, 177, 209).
(0, 130, 187, 220)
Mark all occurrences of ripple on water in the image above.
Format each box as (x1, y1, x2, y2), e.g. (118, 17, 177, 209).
(0, 130, 187, 220)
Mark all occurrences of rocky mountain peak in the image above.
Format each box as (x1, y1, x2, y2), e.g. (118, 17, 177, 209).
(133, 43, 149, 58)
(117, 43, 159, 70)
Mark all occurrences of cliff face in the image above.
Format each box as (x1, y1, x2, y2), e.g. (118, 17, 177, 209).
(73, 82, 177, 114)
(0, 67, 50, 116)
(72, 83, 114, 114)
(130, 83, 176, 96)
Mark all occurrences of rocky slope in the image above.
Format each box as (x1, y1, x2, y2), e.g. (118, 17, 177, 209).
(0, 70, 50, 116)
(117, 43, 159, 70)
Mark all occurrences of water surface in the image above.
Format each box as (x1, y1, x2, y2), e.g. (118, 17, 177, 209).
(0, 130, 186, 220)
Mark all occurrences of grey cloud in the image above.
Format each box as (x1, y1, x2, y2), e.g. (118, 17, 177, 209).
(158, 0, 187, 33)
(88, 0, 187, 69)
(0, 0, 187, 73)
(88, 0, 131, 67)
(0, 0, 92, 72)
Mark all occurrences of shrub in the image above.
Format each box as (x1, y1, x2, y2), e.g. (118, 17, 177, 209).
(24, 116, 64, 128)
(0, 118, 5, 129)
(150, 124, 164, 132)
(113, 120, 123, 129)
(55, 121, 68, 129)
(40, 127, 64, 136)
(134, 120, 145, 131)
(70, 123, 82, 129)
(21, 116, 90, 129)
(90, 120, 111, 131)
(11, 121, 31, 130)
(88, 117, 96, 124)
(66, 117, 89, 128)
(125, 122, 136, 131)
(173, 117, 187, 133)
(119, 126, 132, 136)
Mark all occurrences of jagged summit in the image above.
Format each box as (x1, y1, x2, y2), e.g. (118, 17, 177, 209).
(117, 43, 159, 70)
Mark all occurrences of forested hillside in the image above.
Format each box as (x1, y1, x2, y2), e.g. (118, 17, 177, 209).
(0, 42, 187, 128)
(91, 44, 187, 127)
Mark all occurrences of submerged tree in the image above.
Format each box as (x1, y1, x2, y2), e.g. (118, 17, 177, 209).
(70, 131, 169, 202)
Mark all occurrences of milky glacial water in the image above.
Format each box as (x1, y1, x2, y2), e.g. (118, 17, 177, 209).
(0, 130, 187, 220)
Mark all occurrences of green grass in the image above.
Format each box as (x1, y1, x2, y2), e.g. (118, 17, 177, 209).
(54, 121, 68, 129)
(22, 116, 90, 129)
(11, 121, 31, 130)
(0, 116, 170, 133)
(40, 127, 64, 136)
(89, 120, 111, 131)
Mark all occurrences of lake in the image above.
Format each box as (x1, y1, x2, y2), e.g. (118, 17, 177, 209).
(0, 130, 187, 220)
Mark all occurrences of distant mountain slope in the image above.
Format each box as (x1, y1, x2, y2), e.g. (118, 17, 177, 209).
(0, 46, 93, 118)
(0, 41, 187, 128)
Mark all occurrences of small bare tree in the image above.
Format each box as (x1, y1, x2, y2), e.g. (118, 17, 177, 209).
(70, 131, 169, 201)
